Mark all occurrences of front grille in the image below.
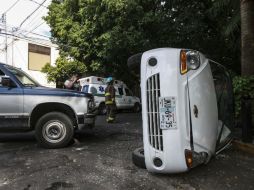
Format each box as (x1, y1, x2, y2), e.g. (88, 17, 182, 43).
(146, 73, 163, 151)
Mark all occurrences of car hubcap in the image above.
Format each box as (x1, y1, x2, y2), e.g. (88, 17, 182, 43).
(43, 121, 66, 143)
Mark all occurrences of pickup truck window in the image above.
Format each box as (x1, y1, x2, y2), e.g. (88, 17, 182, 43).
(5, 65, 39, 87)
(0, 70, 4, 86)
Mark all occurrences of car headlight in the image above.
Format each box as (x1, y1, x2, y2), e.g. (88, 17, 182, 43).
(180, 50, 200, 75)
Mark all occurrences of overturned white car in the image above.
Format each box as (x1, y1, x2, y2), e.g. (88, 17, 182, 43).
(128, 48, 234, 173)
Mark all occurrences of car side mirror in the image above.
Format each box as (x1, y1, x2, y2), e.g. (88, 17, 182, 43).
(1, 76, 16, 88)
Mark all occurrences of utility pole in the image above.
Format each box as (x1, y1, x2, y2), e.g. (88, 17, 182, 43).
(1, 13, 8, 64)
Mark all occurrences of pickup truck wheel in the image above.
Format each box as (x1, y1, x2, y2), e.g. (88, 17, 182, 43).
(133, 103, 141, 113)
(98, 103, 107, 115)
(35, 112, 74, 149)
(132, 147, 146, 169)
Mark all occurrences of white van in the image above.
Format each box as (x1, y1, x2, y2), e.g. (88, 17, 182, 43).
(128, 48, 234, 173)
(79, 76, 141, 114)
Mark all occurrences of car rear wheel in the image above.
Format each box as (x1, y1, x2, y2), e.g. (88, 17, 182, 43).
(132, 147, 146, 169)
(98, 103, 107, 115)
(133, 103, 141, 113)
(35, 112, 74, 149)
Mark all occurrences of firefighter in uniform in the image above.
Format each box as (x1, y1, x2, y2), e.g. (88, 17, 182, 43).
(105, 77, 116, 123)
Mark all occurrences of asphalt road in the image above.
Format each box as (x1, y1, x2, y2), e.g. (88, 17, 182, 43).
(0, 113, 253, 190)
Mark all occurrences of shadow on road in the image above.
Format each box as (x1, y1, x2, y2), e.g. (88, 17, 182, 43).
(0, 132, 35, 142)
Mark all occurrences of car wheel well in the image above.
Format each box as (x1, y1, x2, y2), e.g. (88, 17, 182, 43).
(30, 103, 77, 129)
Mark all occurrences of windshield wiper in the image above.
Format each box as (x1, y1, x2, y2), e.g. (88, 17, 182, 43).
(23, 83, 37, 87)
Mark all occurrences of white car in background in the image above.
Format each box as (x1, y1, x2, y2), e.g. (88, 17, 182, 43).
(129, 48, 234, 173)
(79, 76, 141, 114)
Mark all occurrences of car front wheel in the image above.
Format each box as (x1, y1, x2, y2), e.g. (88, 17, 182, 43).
(35, 112, 74, 149)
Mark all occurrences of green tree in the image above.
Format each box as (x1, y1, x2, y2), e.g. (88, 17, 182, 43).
(45, 0, 227, 85)
(208, 0, 241, 73)
(41, 56, 86, 87)
(241, 0, 254, 76)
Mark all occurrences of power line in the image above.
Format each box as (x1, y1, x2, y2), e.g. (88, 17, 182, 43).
(19, 22, 51, 39)
(25, 0, 48, 8)
(0, 32, 54, 47)
(0, 22, 50, 39)
(21, 5, 46, 29)
(0, 31, 87, 52)
(1, 0, 21, 14)
(1, 14, 8, 64)
(28, 21, 46, 33)
(19, 0, 47, 28)
(0, 40, 15, 53)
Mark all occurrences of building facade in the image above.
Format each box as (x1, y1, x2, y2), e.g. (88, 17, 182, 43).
(0, 37, 59, 88)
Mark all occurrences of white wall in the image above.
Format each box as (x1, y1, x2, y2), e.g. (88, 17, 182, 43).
(0, 37, 59, 88)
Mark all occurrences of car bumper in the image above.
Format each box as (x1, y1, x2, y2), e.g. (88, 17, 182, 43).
(77, 113, 96, 129)
(84, 113, 96, 124)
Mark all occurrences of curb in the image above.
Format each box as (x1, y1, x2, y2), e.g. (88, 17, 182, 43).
(232, 139, 254, 155)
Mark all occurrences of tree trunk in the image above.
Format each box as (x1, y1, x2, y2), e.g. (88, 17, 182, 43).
(241, 0, 254, 76)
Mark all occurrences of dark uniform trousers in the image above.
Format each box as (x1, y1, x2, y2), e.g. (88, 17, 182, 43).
(106, 104, 116, 122)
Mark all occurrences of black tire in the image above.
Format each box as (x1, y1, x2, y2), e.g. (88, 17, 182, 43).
(132, 147, 146, 169)
(133, 103, 141, 113)
(127, 53, 142, 70)
(98, 103, 107, 115)
(35, 112, 74, 149)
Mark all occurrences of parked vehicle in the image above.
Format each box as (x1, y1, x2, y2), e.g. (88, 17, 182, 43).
(79, 76, 141, 115)
(0, 63, 96, 148)
(128, 48, 234, 173)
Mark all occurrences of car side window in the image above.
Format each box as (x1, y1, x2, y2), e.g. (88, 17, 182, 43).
(0, 69, 5, 87)
(118, 88, 124, 95)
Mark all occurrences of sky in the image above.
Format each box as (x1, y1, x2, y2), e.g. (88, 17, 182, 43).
(0, 0, 52, 39)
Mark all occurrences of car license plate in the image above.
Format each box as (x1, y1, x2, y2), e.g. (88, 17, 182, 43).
(159, 97, 177, 129)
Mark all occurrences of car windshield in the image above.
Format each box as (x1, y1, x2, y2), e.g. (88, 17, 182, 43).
(5, 65, 40, 87)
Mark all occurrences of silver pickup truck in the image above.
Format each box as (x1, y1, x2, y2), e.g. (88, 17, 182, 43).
(0, 63, 96, 148)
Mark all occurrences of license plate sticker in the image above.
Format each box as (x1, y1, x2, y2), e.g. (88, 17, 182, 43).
(159, 97, 177, 129)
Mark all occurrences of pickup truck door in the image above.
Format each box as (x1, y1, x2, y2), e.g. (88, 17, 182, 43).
(0, 69, 25, 130)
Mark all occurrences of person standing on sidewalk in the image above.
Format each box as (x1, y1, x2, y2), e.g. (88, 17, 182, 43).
(105, 77, 116, 123)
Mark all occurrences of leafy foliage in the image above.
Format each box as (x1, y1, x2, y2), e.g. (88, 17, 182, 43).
(233, 75, 254, 117)
(208, 0, 241, 73)
(41, 56, 86, 84)
(44, 0, 242, 85)
(209, 0, 240, 36)
(45, 0, 240, 84)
